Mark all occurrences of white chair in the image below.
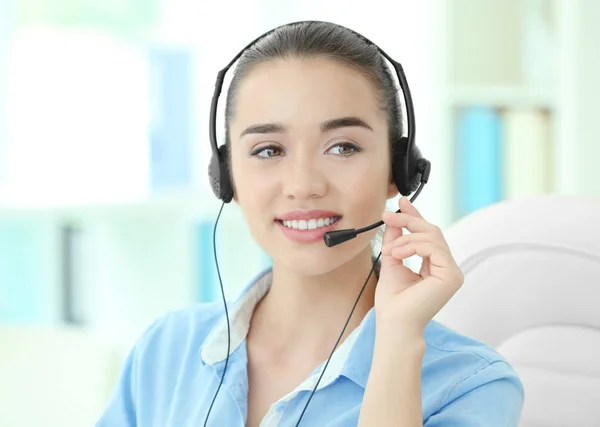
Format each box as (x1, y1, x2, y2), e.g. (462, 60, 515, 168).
(435, 195, 600, 427)
(0, 322, 123, 427)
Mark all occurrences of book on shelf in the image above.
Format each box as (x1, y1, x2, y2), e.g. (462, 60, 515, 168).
(59, 223, 89, 325)
(456, 106, 503, 217)
(455, 105, 552, 218)
(193, 218, 272, 304)
(0, 220, 58, 323)
(194, 220, 218, 303)
(501, 107, 552, 200)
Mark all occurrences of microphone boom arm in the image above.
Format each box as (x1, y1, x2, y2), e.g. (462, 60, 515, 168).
(323, 159, 431, 248)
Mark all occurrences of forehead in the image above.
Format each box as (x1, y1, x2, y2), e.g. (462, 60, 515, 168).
(230, 57, 384, 130)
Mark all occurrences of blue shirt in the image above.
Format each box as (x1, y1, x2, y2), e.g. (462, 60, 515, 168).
(96, 268, 524, 426)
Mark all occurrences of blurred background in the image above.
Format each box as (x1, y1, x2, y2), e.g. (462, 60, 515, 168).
(0, 0, 598, 425)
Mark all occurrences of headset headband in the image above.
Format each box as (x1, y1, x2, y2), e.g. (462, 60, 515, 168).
(208, 20, 416, 159)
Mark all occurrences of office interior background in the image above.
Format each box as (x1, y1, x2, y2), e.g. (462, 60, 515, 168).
(1, 0, 599, 425)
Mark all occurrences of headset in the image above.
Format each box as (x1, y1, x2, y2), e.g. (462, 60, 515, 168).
(204, 20, 431, 427)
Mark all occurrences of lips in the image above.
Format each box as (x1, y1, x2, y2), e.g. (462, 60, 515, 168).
(281, 216, 340, 230)
(276, 209, 342, 221)
(276, 210, 342, 231)
(275, 210, 343, 243)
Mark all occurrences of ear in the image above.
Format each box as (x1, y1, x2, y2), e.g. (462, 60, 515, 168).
(387, 179, 399, 199)
(387, 157, 398, 199)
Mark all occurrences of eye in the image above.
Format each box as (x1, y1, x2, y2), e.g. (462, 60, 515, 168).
(326, 142, 361, 157)
(251, 145, 283, 159)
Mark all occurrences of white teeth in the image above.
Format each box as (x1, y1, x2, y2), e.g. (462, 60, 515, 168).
(282, 217, 338, 230)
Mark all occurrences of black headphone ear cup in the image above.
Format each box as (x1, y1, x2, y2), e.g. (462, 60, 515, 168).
(406, 144, 424, 192)
(392, 137, 423, 196)
(391, 137, 409, 196)
(208, 152, 221, 199)
(208, 144, 234, 203)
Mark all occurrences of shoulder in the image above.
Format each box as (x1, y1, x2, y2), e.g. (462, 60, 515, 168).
(421, 320, 524, 423)
(423, 319, 513, 368)
(130, 301, 225, 363)
(115, 267, 271, 382)
(95, 302, 227, 426)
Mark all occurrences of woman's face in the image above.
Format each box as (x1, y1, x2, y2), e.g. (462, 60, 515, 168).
(229, 57, 398, 275)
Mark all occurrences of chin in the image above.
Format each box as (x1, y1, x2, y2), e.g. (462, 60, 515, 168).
(266, 234, 375, 277)
(277, 253, 345, 277)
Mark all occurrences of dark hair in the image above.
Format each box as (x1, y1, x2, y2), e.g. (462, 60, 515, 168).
(224, 21, 403, 151)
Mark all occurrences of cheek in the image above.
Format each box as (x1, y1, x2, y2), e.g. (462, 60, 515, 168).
(333, 165, 390, 224)
(232, 162, 277, 216)
(337, 159, 390, 197)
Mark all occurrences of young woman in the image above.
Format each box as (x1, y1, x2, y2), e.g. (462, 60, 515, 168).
(96, 21, 524, 427)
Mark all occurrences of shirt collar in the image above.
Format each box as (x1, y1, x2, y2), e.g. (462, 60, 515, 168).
(200, 268, 375, 389)
(200, 268, 272, 364)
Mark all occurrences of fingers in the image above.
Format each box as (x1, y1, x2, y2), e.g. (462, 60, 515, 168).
(388, 241, 453, 267)
(382, 197, 440, 234)
(381, 232, 447, 256)
(389, 241, 433, 261)
(380, 198, 453, 269)
(381, 211, 440, 234)
(379, 197, 465, 293)
(381, 212, 403, 247)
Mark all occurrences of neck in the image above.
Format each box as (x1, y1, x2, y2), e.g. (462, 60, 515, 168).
(248, 247, 378, 363)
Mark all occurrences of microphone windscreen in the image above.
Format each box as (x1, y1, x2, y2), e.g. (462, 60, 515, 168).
(323, 229, 358, 247)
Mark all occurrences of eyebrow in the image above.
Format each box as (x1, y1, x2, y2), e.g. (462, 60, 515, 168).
(239, 116, 373, 138)
(320, 116, 373, 133)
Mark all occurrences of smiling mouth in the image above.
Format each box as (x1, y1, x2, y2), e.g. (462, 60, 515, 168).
(277, 216, 341, 231)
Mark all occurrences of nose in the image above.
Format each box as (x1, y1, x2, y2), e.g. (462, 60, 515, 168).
(282, 153, 327, 200)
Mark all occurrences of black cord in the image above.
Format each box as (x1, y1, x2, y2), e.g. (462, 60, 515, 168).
(293, 250, 382, 426)
(203, 201, 230, 427)
(293, 182, 426, 426)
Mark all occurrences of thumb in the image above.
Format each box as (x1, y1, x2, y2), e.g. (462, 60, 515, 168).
(381, 210, 403, 247)
(398, 195, 423, 218)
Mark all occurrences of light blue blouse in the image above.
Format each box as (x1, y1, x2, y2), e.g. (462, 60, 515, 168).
(96, 268, 524, 426)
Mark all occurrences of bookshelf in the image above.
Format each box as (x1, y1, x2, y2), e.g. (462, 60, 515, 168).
(0, 187, 268, 345)
(432, 0, 600, 227)
(2, 0, 600, 344)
